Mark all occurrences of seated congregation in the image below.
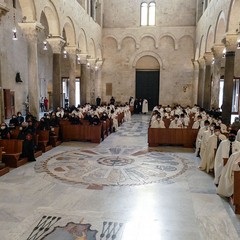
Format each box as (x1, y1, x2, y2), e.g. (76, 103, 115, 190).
(0, 103, 132, 173)
(148, 103, 240, 214)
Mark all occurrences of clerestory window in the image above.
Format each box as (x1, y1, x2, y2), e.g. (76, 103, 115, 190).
(141, 2, 156, 26)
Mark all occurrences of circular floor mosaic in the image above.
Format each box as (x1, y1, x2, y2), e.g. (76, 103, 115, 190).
(36, 147, 188, 186)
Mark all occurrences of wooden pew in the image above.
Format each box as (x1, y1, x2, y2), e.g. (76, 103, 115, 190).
(232, 171, 240, 214)
(37, 130, 53, 152)
(0, 139, 27, 168)
(0, 147, 10, 176)
(61, 123, 102, 143)
(101, 119, 111, 139)
(148, 128, 198, 148)
(49, 127, 61, 147)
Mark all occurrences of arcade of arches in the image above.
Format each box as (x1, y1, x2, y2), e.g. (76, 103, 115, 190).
(1, 0, 240, 239)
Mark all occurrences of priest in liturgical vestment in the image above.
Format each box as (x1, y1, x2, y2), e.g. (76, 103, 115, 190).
(214, 130, 240, 185)
(198, 126, 226, 172)
(217, 151, 240, 197)
(142, 99, 148, 114)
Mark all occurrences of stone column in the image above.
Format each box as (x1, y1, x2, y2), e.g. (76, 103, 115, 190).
(222, 34, 238, 124)
(192, 60, 199, 105)
(47, 37, 65, 110)
(88, 58, 97, 105)
(79, 54, 89, 104)
(19, 22, 44, 119)
(65, 46, 77, 107)
(0, 2, 8, 121)
(203, 52, 213, 110)
(197, 58, 205, 107)
(211, 44, 225, 109)
(81, 64, 88, 104)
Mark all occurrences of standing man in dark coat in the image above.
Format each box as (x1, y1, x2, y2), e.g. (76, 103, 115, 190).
(96, 96, 101, 106)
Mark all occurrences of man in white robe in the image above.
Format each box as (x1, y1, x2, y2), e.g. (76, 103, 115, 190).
(199, 126, 226, 172)
(217, 151, 240, 197)
(142, 99, 148, 114)
(192, 115, 203, 129)
(169, 115, 182, 128)
(199, 123, 215, 159)
(214, 130, 240, 185)
(195, 120, 210, 157)
(150, 115, 165, 128)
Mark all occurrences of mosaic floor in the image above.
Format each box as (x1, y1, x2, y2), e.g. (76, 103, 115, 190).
(1, 114, 240, 240)
(35, 147, 188, 186)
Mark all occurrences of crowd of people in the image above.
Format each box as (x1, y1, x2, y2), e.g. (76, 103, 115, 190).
(0, 102, 132, 162)
(2, 100, 240, 201)
(149, 103, 240, 199)
(129, 97, 148, 114)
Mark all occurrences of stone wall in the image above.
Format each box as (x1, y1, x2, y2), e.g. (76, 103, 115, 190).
(0, 0, 102, 119)
(102, 0, 196, 106)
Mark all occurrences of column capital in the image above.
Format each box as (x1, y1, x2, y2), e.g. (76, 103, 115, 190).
(204, 52, 214, 65)
(78, 54, 90, 64)
(47, 37, 66, 54)
(18, 22, 44, 41)
(64, 46, 77, 55)
(211, 44, 225, 59)
(0, 3, 9, 19)
(197, 57, 205, 68)
(222, 33, 238, 52)
(191, 59, 199, 67)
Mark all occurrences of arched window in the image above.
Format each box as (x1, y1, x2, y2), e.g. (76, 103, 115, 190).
(140, 2, 148, 26)
(140, 2, 156, 26)
(148, 2, 156, 26)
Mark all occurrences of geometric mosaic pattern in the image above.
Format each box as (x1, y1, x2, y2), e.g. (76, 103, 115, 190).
(114, 119, 149, 137)
(35, 147, 188, 186)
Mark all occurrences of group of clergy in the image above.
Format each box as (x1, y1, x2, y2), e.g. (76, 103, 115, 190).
(149, 104, 222, 129)
(197, 118, 240, 199)
(54, 103, 132, 132)
(149, 104, 240, 199)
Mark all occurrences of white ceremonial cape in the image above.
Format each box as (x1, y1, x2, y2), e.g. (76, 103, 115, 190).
(214, 140, 240, 184)
(199, 134, 226, 172)
(195, 126, 208, 155)
(199, 130, 212, 159)
(217, 151, 240, 197)
(142, 99, 148, 113)
(151, 119, 165, 128)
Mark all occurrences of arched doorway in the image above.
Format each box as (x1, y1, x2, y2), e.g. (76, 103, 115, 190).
(135, 55, 160, 110)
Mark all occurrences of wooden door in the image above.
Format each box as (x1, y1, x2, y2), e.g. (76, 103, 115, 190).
(3, 89, 11, 119)
(136, 70, 160, 110)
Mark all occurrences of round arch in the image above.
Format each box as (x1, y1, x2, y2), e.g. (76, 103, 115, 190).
(215, 11, 226, 44)
(43, 4, 60, 36)
(96, 44, 103, 60)
(199, 35, 205, 57)
(62, 17, 76, 46)
(140, 33, 158, 48)
(227, 0, 240, 33)
(88, 38, 96, 58)
(78, 28, 88, 53)
(120, 35, 138, 49)
(206, 26, 214, 52)
(19, 0, 36, 21)
(159, 33, 177, 50)
(131, 51, 163, 69)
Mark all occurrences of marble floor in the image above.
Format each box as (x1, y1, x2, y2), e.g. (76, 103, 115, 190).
(0, 114, 240, 240)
